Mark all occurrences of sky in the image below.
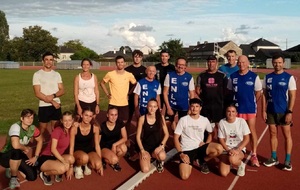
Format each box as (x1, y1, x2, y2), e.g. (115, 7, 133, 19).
(1, 0, 300, 54)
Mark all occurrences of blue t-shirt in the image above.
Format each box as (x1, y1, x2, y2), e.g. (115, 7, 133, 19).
(219, 63, 239, 78)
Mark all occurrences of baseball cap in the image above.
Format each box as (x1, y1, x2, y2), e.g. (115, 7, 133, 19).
(206, 55, 217, 61)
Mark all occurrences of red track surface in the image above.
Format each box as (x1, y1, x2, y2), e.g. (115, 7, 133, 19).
(1, 68, 299, 190)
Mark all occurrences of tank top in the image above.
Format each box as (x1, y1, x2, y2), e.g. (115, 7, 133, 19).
(142, 116, 161, 150)
(74, 124, 94, 151)
(78, 73, 96, 103)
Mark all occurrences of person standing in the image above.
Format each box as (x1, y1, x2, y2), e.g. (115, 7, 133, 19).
(125, 50, 146, 125)
(100, 55, 137, 123)
(33, 51, 65, 137)
(163, 57, 195, 130)
(155, 50, 175, 108)
(262, 53, 296, 171)
(196, 55, 227, 136)
(227, 55, 262, 167)
(174, 98, 223, 180)
(218, 50, 239, 79)
(74, 58, 100, 117)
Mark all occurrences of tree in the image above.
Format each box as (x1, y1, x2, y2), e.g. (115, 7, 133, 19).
(0, 10, 9, 60)
(64, 40, 99, 60)
(158, 39, 186, 62)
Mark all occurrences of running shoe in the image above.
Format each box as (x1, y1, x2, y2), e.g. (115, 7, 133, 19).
(263, 157, 279, 167)
(200, 162, 210, 174)
(9, 177, 20, 189)
(237, 162, 246, 177)
(250, 154, 260, 167)
(55, 174, 63, 182)
(39, 172, 53, 186)
(282, 161, 292, 171)
(74, 166, 84, 179)
(156, 160, 164, 173)
(84, 165, 92, 175)
(110, 163, 122, 172)
(5, 168, 11, 178)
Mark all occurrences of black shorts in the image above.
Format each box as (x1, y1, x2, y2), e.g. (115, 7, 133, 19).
(75, 100, 97, 115)
(165, 109, 188, 122)
(36, 155, 56, 169)
(108, 104, 129, 122)
(201, 106, 223, 123)
(128, 94, 135, 116)
(266, 113, 292, 126)
(180, 143, 209, 165)
(75, 146, 95, 154)
(38, 106, 62, 123)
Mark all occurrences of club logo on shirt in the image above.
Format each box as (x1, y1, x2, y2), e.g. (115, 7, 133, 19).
(278, 82, 287, 86)
(182, 82, 188, 86)
(246, 81, 254, 86)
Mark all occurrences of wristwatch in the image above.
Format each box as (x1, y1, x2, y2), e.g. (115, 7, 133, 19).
(286, 109, 293, 114)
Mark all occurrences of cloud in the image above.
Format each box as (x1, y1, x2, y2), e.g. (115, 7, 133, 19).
(129, 25, 153, 32)
(186, 21, 195, 25)
(166, 34, 175, 36)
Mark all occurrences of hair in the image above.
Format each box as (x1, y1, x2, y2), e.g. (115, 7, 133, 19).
(42, 51, 54, 60)
(55, 111, 74, 129)
(160, 49, 169, 55)
(175, 56, 187, 66)
(272, 53, 285, 62)
(189, 98, 203, 106)
(225, 50, 236, 56)
(77, 107, 95, 124)
(115, 55, 125, 62)
(81, 58, 93, 67)
(132, 49, 143, 57)
(107, 105, 118, 113)
(226, 103, 237, 111)
(147, 98, 163, 135)
(20, 109, 35, 118)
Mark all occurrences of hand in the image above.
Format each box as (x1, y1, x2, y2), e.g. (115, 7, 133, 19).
(25, 156, 37, 166)
(112, 144, 117, 154)
(154, 146, 164, 156)
(167, 108, 174, 116)
(95, 106, 100, 115)
(77, 107, 83, 116)
(44, 95, 54, 103)
(262, 111, 267, 121)
(107, 94, 111, 99)
(52, 101, 61, 109)
(66, 167, 73, 180)
(97, 165, 104, 176)
(285, 113, 292, 125)
(228, 148, 239, 156)
(180, 153, 190, 164)
(141, 150, 150, 161)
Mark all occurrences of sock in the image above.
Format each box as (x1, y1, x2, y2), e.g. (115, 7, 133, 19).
(271, 151, 277, 159)
(285, 154, 291, 162)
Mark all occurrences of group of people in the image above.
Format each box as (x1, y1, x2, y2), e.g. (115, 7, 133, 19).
(0, 49, 296, 189)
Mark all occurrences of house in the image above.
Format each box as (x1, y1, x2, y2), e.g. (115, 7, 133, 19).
(284, 44, 300, 62)
(56, 46, 75, 63)
(102, 46, 132, 60)
(140, 45, 155, 55)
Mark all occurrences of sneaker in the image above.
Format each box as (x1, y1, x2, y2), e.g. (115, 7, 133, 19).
(250, 154, 260, 167)
(55, 174, 63, 182)
(156, 160, 164, 173)
(5, 168, 11, 178)
(282, 161, 292, 171)
(74, 166, 84, 179)
(110, 163, 122, 172)
(39, 172, 53, 186)
(263, 157, 279, 167)
(200, 162, 210, 174)
(84, 165, 92, 175)
(237, 162, 246, 177)
(9, 177, 20, 189)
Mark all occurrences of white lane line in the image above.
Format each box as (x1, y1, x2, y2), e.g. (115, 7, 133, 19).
(227, 125, 269, 190)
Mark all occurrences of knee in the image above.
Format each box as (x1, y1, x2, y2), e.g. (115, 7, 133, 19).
(58, 166, 68, 174)
(65, 155, 75, 165)
(180, 172, 190, 180)
(158, 153, 166, 161)
(141, 166, 150, 173)
(25, 170, 37, 181)
(11, 149, 24, 160)
(111, 155, 119, 165)
(216, 144, 224, 155)
(220, 170, 229, 177)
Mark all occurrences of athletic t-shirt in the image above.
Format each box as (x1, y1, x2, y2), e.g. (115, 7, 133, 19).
(227, 71, 262, 114)
(196, 70, 227, 122)
(155, 63, 175, 87)
(125, 64, 146, 89)
(218, 117, 250, 151)
(263, 71, 297, 114)
(218, 63, 239, 78)
(41, 127, 70, 156)
(174, 115, 212, 151)
(164, 71, 195, 111)
(134, 78, 161, 115)
(1, 122, 40, 153)
(100, 120, 125, 149)
(32, 69, 63, 107)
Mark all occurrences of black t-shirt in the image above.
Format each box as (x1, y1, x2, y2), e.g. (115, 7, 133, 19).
(154, 63, 176, 86)
(125, 64, 146, 90)
(100, 120, 125, 149)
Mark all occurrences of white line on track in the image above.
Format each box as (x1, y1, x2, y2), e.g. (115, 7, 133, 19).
(227, 125, 269, 190)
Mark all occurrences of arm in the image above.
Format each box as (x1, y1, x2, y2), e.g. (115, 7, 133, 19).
(286, 89, 296, 124)
(174, 133, 190, 164)
(261, 89, 267, 121)
(94, 75, 100, 114)
(51, 138, 67, 163)
(11, 136, 30, 152)
(93, 125, 103, 176)
(163, 86, 173, 116)
(33, 85, 52, 103)
(112, 126, 128, 152)
(134, 93, 141, 118)
(195, 86, 201, 97)
(74, 75, 82, 115)
(160, 116, 169, 146)
(136, 116, 145, 152)
(69, 123, 78, 156)
(100, 80, 111, 99)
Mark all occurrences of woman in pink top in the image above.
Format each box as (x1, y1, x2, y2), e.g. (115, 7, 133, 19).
(74, 58, 100, 117)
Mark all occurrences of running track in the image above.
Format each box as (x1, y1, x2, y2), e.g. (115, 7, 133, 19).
(1, 68, 299, 190)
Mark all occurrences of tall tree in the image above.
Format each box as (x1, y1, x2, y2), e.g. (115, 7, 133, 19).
(0, 10, 9, 60)
(64, 40, 99, 60)
(159, 39, 186, 61)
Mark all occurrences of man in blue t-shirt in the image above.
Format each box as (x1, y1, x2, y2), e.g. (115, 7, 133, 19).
(163, 57, 195, 131)
(262, 53, 296, 171)
(219, 50, 239, 78)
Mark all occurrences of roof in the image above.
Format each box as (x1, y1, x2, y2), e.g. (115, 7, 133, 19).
(102, 51, 132, 58)
(255, 49, 283, 58)
(250, 38, 279, 47)
(59, 46, 75, 53)
(239, 44, 256, 55)
(285, 44, 300, 52)
(191, 41, 231, 52)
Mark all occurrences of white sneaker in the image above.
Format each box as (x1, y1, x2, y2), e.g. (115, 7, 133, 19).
(74, 166, 84, 179)
(237, 162, 246, 177)
(84, 165, 92, 175)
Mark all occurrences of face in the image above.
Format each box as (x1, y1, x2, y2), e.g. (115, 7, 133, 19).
(21, 114, 34, 126)
(237, 56, 249, 72)
(147, 100, 158, 115)
(189, 103, 201, 115)
(272, 57, 285, 72)
(160, 53, 170, 64)
(207, 59, 218, 72)
(81, 60, 91, 72)
(116, 58, 126, 70)
(226, 106, 237, 121)
(227, 52, 236, 65)
(107, 108, 118, 123)
(62, 115, 74, 130)
(43, 55, 54, 69)
(81, 110, 93, 124)
(133, 54, 143, 65)
(146, 66, 156, 80)
(176, 59, 187, 74)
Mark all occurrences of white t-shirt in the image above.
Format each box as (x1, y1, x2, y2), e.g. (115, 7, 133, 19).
(218, 117, 250, 151)
(33, 69, 62, 107)
(175, 115, 212, 151)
